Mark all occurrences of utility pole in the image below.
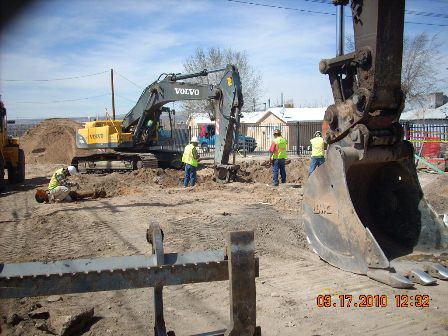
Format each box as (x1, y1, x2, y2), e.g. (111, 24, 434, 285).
(336, 4, 344, 56)
(110, 68, 116, 120)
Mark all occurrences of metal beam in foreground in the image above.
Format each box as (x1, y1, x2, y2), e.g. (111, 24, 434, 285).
(0, 224, 260, 336)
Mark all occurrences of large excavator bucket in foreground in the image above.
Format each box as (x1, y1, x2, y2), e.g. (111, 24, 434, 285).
(303, 143, 448, 288)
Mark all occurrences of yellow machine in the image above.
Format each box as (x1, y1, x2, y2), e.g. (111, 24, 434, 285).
(76, 120, 133, 149)
(0, 100, 25, 190)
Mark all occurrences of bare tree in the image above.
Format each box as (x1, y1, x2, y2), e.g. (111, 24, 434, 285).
(284, 99, 294, 108)
(183, 47, 262, 119)
(346, 32, 444, 108)
(402, 33, 443, 108)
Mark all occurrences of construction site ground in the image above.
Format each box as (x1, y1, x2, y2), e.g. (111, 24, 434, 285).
(1, 119, 447, 336)
(0, 160, 447, 336)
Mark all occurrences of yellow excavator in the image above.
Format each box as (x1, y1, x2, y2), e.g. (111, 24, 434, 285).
(0, 99, 25, 191)
(72, 64, 243, 182)
(304, 0, 448, 288)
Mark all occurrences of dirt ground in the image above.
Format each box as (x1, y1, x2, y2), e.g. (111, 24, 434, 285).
(20, 119, 98, 164)
(1, 158, 448, 335)
(420, 174, 448, 216)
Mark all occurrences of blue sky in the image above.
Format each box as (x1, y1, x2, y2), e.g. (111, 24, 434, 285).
(1, 0, 448, 119)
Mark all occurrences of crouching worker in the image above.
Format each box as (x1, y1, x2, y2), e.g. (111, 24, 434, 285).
(46, 165, 79, 202)
(34, 165, 106, 203)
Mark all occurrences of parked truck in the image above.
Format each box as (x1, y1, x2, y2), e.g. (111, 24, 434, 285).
(0, 99, 25, 191)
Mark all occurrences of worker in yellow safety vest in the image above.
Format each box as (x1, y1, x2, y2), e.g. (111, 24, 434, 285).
(182, 136, 200, 187)
(269, 129, 288, 186)
(309, 131, 325, 176)
(36, 165, 79, 203)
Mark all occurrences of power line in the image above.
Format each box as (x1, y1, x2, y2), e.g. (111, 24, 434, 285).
(405, 9, 448, 19)
(226, 0, 335, 15)
(225, 0, 448, 27)
(296, 0, 331, 4)
(1, 70, 108, 82)
(297, 0, 448, 19)
(114, 93, 136, 103)
(8, 93, 110, 104)
(405, 20, 448, 27)
(114, 71, 143, 89)
(424, 0, 448, 4)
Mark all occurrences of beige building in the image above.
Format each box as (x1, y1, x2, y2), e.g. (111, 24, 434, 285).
(188, 107, 326, 152)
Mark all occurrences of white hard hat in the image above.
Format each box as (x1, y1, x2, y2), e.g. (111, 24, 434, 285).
(67, 165, 78, 175)
(191, 136, 199, 143)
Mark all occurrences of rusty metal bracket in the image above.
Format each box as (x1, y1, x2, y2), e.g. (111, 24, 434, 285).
(150, 224, 168, 336)
(0, 224, 260, 336)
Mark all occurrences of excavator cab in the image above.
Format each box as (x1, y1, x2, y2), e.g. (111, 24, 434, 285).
(303, 0, 448, 288)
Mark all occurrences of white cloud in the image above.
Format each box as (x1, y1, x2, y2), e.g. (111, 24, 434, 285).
(1, 0, 447, 118)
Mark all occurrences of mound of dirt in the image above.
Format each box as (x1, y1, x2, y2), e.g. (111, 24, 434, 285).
(74, 167, 216, 197)
(21, 119, 97, 164)
(423, 174, 448, 215)
(72, 159, 309, 197)
(238, 158, 309, 185)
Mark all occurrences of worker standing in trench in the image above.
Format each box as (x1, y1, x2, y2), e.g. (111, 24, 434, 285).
(308, 131, 325, 176)
(182, 136, 200, 187)
(269, 129, 288, 186)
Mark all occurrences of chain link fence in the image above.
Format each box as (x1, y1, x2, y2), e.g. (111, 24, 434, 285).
(180, 122, 324, 157)
(11, 119, 446, 161)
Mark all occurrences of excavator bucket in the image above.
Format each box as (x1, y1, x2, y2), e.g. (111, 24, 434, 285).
(303, 143, 448, 288)
(304, 0, 448, 288)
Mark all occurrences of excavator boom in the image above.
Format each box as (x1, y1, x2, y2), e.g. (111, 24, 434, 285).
(303, 0, 448, 288)
(74, 65, 243, 181)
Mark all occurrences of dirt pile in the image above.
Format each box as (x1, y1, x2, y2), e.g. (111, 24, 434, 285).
(21, 119, 97, 164)
(3, 300, 95, 336)
(72, 159, 309, 197)
(75, 167, 215, 197)
(238, 158, 309, 185)
(422, 174, 448, 215)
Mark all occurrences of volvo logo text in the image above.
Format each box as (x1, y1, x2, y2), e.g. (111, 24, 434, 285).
(174, 88, 200, 96)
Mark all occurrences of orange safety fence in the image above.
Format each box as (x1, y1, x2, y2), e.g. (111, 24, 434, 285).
(405, 125, 447, 169)
(420, 137, 441, 157)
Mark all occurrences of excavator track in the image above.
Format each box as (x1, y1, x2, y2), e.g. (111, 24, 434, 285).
(72, 152, 158, 174)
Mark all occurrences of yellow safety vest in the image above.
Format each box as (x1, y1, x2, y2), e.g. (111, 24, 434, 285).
(48, 168, 65, 190)
(182, 144, 198, 167)
(272, 136, 288, 159)
(310, 137, 325, 157)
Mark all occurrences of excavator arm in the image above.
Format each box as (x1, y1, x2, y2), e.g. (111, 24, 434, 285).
(303, 0, 448, 288)
(320, 0, 405, 146)
(75, 65, 243, 181)
(122, 71, 221, 144)
(123, 64, 243, 181)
